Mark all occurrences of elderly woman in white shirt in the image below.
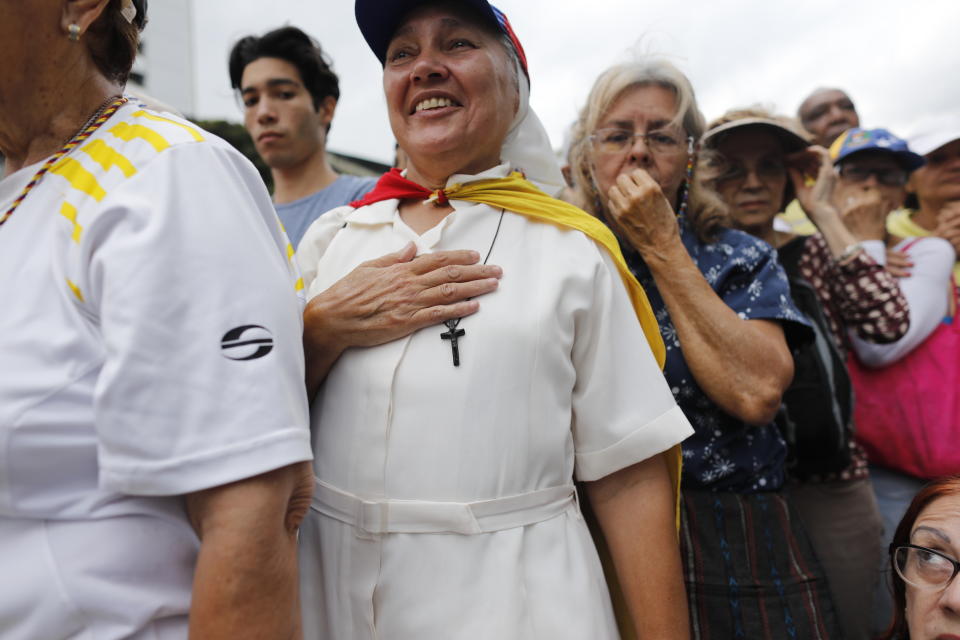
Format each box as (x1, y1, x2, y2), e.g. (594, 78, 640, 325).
(295, 1, 694, 638)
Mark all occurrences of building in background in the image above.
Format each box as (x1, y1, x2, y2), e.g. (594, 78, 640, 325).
(128, 0, 197, 117)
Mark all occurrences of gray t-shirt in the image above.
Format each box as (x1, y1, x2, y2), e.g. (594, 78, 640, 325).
(276, 174, 377, 248)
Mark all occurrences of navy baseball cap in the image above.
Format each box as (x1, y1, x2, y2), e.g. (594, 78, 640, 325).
(830, 127, 925, 172)
(354, 0, 528, 75)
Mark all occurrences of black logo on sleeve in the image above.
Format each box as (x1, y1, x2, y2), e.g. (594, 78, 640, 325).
(221, 325, 274, 361)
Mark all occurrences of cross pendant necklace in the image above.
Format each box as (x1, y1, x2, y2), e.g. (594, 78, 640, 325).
(440, 322, 465, 366)
(440, 208, 505, 367)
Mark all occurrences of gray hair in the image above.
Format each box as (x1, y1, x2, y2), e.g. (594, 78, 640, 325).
(567, 58, 728, 240)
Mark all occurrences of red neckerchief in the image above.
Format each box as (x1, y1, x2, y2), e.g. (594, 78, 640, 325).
(349, 168, 452, 207)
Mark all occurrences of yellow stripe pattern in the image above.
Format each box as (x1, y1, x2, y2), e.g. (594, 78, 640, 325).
(81, 139, 137, 178)
(132, 110, 204, 142)
(60, 202, 83, 243)
(108, 121, 170, 152)
(66, 279, 85, 302)
(50, 158, 107, 202)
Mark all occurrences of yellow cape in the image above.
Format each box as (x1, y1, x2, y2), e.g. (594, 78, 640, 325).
(440, 171, 683, 529)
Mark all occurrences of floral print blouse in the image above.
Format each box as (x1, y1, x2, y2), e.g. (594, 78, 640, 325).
(626, 218, 811, 493)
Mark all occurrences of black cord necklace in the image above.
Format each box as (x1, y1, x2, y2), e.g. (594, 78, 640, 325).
(440, 208, 505, 366)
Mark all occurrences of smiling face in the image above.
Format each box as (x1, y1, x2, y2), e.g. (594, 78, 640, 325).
(591, 84, 690, 208)
(240, 56, 332, 170)
(382, 4, 519, 181)
(714, 129, 787, 236)
(904, 493, 960, 640)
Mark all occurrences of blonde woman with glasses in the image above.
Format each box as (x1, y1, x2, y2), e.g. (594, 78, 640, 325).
(568, 58, 842, 638)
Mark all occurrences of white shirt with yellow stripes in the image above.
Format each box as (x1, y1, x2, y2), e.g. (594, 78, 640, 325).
(0, 98, 312, 639)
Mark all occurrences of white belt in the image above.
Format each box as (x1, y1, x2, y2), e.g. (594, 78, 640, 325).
(310, 478, 579, 536)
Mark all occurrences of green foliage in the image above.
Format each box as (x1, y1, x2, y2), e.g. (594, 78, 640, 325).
(196, 119, 273, 192)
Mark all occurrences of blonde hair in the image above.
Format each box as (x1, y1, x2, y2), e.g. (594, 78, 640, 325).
(568, 58, 727, 240)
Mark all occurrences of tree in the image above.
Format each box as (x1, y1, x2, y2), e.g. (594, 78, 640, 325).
(196, 119, 274, 192)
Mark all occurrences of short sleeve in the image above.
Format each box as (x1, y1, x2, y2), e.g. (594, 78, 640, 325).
(711, 231, 812, 346)
(78, 143, 312, 496)
(571, 246, 694, 482)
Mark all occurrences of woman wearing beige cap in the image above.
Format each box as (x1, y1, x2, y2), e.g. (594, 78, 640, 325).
(704, 109, 913, 640)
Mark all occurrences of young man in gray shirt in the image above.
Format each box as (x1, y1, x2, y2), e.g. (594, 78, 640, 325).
(230, 27, 376, 247)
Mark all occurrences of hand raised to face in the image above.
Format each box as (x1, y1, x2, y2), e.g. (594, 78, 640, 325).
(838, 188, 889, 242)
(786, 145, 839, 224)
(934, 201, 960, 255)
(606, 168, 682, 259)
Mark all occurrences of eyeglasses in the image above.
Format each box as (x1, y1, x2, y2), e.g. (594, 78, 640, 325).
(717, 159, 787, 184)
(892, 544, 960, 591)
(838, 164, 908, 187)
(590, 128, 690, 156)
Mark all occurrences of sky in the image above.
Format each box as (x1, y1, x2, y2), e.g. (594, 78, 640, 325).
(178, 0, 959, 165)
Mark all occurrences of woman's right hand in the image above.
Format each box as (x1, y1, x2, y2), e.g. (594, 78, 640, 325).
(606, 168, 682, 261)
(302, 243, 502, 395)
(839, 188, 888, 242)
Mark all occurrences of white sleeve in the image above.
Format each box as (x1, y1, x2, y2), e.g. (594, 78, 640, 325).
(296, 205, 353, 293)
(860, 239, 887, 264)
(571, 245, 693, 482)
(79, 143, 312, 496)
(851, 237, 957, 367)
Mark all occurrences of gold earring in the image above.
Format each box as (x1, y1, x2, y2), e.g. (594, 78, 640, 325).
(68, 23, 81, 42)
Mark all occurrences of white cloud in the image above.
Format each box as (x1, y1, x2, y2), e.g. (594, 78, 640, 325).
(183, 0, 960, 163)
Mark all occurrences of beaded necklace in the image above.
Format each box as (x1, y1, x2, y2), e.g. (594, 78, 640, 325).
(0, 96, 127, 229)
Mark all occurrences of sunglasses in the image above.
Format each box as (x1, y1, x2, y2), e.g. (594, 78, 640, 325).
(838, 164, 908, 187)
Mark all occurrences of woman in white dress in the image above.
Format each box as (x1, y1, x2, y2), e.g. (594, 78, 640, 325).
(296, 2, 695, 638)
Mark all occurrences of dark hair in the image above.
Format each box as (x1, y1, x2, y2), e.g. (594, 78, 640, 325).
(882, 475, 960, 640)
(86, 0, 148, 85)
(228, 26, 339, 112)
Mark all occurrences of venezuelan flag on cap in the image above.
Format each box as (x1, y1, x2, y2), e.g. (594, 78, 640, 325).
(830, 127, 925, 171)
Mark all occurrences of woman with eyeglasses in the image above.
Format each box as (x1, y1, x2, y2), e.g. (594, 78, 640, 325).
(702, 112, 915, 640)
(567, 59, 844, 639)
(882, 475, 960, 639)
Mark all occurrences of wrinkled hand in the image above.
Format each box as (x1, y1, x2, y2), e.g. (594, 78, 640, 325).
(839, 188, 888, 242)
(304, 242, 502, 355)
(885, 248, 914, 278)
(786, 146, 840, 225)
(606, 168, 681, 260)
(934, 201, 960, 254)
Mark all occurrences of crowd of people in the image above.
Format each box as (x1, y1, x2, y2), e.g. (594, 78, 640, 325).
(2, 0, 959, 639)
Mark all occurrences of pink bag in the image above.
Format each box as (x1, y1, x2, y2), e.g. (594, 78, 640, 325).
(848, 282, 960, 479)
